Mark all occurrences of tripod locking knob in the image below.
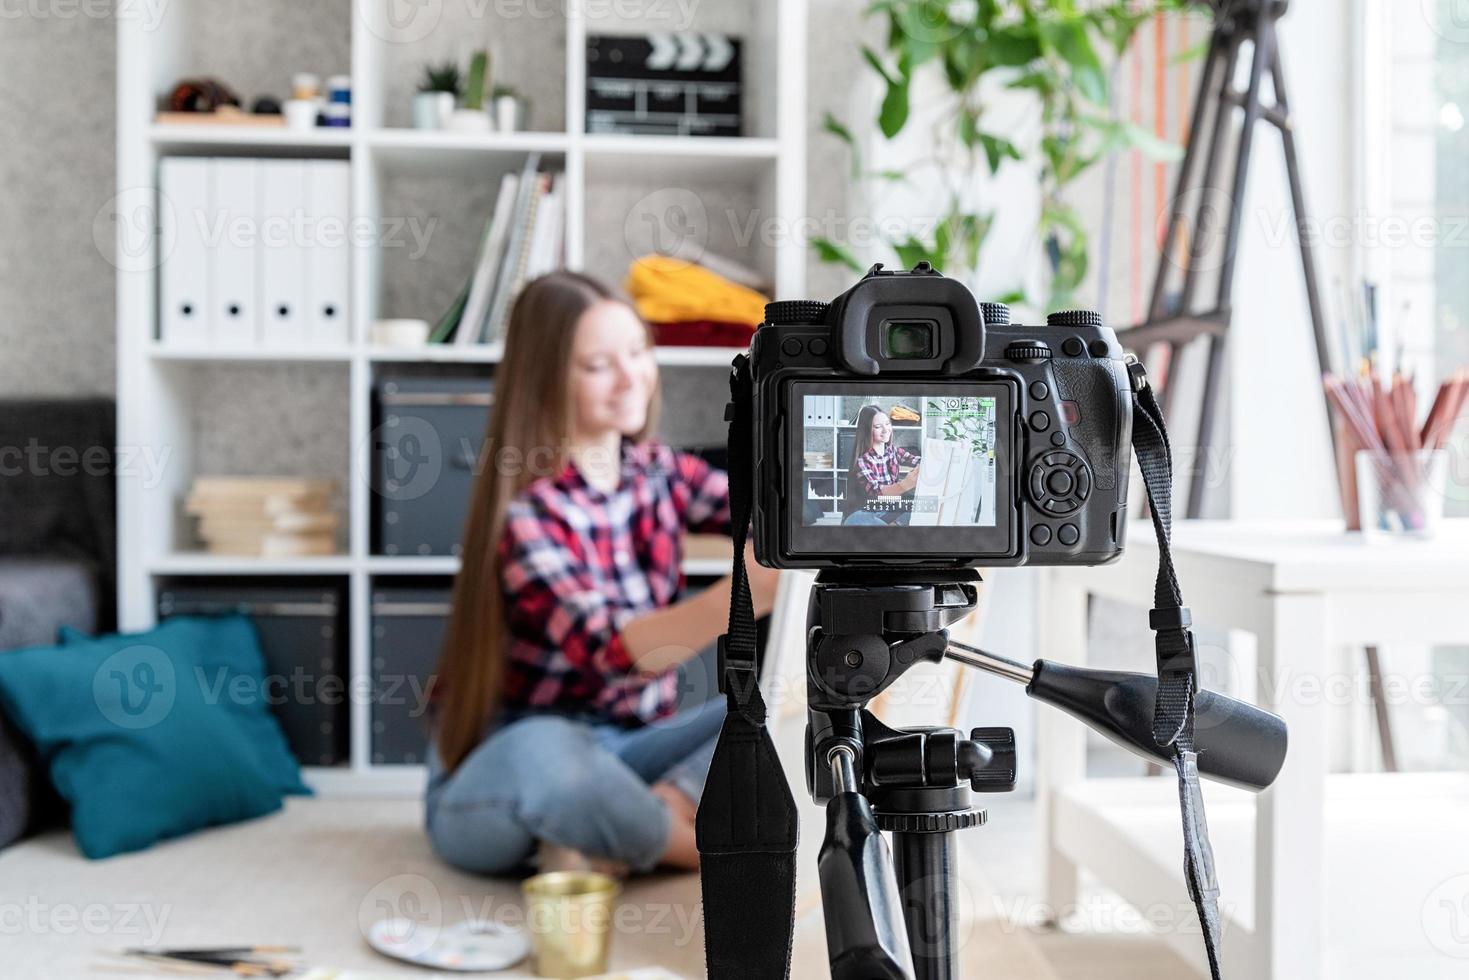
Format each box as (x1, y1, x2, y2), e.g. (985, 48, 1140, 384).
(963, 728, 1017, 793)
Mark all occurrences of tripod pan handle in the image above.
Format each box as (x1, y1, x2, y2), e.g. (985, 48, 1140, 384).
(1027, 660, 1288, 792)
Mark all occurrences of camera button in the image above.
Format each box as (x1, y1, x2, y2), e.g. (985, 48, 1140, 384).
(780, 338, 803, 357)
(1075, 467, 1091, 499)
(1030, 524, 1053, 546)
(1062, 337, 1086, 357)
(1028, 466, 1047, 501)
(1029, 411, 1051, 432)
(1058, 523, 1080, 546)
(1050, 431, 1066, 447)
(808, 338, 828, 356)
(1029, 381, 1049, 400)
(1046, 470, 1074, 495)
(1088, 339, 1110, 358)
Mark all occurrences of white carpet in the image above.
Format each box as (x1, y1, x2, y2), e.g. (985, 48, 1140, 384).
(1, 796, 1060, 979)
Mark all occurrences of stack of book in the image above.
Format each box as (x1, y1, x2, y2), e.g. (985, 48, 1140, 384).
(803, 451, 834, 470)
(186, 477, 339, 557)
(431, 152, 565, 347)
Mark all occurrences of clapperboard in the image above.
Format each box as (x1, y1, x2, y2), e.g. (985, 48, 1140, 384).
(585, 33, 742, 137)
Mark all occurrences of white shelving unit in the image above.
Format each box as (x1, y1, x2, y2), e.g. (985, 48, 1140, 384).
(115, 0, 807, 794)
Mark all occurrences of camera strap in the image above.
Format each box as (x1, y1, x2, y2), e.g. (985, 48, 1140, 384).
(1128, 357, 1224, 979)
(695, 353, 800, 980)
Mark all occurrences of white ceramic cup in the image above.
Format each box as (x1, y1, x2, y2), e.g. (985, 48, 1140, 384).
(283, 99, 318, 130)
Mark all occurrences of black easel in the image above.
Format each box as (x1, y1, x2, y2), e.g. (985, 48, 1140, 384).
(1120, 0, 1335, 518)
(1123, 0, 1402, 770)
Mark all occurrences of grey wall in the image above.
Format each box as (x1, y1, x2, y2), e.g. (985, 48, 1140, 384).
(0, 10, 118, 397)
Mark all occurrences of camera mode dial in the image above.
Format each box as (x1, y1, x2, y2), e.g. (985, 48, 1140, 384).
(764, 300, 830, 325)
(1045, 309, 1103, 329)
(1027, 449, 1092, 518)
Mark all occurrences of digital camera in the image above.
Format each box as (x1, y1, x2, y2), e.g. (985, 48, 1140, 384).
(747, 262, 1133, 568)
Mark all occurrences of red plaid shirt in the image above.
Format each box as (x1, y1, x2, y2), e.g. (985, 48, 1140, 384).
(855, 446, 920, 496)
(498, 441, 731, 725)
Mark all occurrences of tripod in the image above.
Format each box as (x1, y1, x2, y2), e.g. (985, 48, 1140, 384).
(804, 572, 1012, 980)
(1121, 0, 1334, 518)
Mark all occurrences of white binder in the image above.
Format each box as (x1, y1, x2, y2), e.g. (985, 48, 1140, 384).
(260, 161, 308, 348)
(211, 158, 261, 346)
(159, 158, 212, 347)
(306, 160, 350, 346)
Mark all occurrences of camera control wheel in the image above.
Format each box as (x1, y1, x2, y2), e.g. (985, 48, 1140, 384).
(979, 301, 1011, 326)
(764, 300, 830, 325)
(1027, 450, 1092, 518)
(1045, 309, 1103, 329)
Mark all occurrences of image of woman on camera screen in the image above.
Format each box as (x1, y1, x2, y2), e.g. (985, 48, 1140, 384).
(841, 403, 921, 526)
(425, 271, 781, 880)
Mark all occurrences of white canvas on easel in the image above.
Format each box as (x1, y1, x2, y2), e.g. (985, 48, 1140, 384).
(910, 436, 982, 525)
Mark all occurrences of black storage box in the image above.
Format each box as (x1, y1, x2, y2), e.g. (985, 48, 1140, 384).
(370, 583, 451, 765)
(157, 580, 348, 766)
(372, 375, 494, 557)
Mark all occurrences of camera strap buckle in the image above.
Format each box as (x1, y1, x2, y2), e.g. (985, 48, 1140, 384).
(716, 633, 764, 721)
(1150, 605, 1199, 695)
(1153, 625, 1200, 697)
(1125, 353, 1150, 393)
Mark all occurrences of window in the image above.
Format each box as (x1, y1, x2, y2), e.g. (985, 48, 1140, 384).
(1361, 0, 1469, 771)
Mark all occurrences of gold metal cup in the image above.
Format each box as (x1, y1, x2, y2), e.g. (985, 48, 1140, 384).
(521, 871, 620, 978)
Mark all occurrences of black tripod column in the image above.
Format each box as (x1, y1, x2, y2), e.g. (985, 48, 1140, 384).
(874, 792, 987, 980)
(891, 827, 959, 979)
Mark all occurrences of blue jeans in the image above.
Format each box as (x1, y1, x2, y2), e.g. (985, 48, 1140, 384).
(424, 685, 726, 875)
(844, 509, 912, 526)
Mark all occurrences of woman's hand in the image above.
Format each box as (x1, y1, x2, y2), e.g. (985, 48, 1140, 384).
(895, 468, 919, 493)
(745, 541, 782, 617)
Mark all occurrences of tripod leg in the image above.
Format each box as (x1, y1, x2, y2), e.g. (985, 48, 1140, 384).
(1188, 332, 1228, 516)
(1186, 13, 1273, 518)
(1161, 28, 1242, 428)
(1148, 25, 1226, 323)
(1270, 32, 1333, 383)
(1269, 22, 1345, 514)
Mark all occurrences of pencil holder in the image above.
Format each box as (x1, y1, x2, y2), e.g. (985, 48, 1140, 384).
(1355, 449, 1448, 539)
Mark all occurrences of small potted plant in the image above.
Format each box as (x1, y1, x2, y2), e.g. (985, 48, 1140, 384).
(445, 50, 491, 133)
(491, 84, 528, 133)
(414, 61, 460, 130)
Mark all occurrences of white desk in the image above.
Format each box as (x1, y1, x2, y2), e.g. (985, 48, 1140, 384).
(1037, 519, 1469, 978)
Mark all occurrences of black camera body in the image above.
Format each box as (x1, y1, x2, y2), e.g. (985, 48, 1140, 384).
(747, 263, 1133, 569)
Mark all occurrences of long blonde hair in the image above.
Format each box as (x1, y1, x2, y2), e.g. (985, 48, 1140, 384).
(433, 271, 659, 772)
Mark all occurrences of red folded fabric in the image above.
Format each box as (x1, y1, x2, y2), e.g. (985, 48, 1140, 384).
(650, 320, 757, 348)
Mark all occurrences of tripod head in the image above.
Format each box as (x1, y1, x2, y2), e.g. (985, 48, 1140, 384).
(803, 571, 1287, 799)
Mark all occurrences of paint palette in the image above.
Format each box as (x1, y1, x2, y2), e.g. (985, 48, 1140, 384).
(366, 917, 529, 972)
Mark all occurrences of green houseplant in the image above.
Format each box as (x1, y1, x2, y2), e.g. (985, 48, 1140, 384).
(447, 49, 492, 133)
(414, 61, 461, 130)
(817, 0, 1189, 310)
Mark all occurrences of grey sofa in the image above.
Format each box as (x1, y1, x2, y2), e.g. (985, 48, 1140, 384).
(0, 398, 116, 850)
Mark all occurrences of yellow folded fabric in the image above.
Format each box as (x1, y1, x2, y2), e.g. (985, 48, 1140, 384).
(625, 255, 768, 328)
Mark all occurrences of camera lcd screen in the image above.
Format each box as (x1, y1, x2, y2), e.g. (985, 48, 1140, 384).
(787, 381, 1016, 561)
